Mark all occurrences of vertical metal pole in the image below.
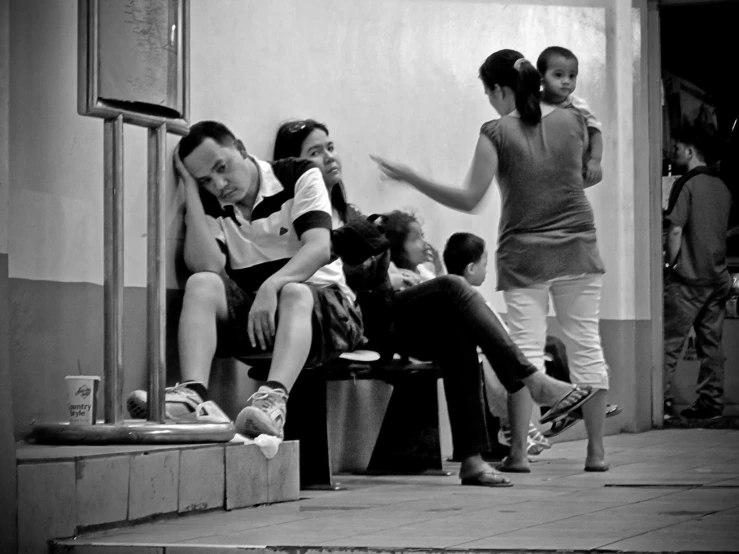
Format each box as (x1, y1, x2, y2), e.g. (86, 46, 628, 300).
(104, 115, 125, 424)
(147, 125, 167, 422)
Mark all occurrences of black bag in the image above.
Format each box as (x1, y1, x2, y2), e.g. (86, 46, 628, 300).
(332, 215, 396, 357)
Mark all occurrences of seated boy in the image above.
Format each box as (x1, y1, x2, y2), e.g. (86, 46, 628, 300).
(444, 231, 622, 439)
(536, 46, 603, 186)
(127, 121, 363, 438)
(443, 232, 551, 454)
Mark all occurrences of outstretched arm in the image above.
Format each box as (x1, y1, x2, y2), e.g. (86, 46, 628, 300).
(372, 134, 498, 213)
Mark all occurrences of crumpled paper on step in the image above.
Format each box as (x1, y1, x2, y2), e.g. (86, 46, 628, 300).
(230, 432, 282, 459)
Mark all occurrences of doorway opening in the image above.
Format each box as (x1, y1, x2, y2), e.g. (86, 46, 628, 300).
(651, 0, 739, 423)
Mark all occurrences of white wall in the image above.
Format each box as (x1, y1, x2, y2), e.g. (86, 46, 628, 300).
(187, 0, 634, 317)
(7, 0, 645, 322)
(8, 0, 182, 289)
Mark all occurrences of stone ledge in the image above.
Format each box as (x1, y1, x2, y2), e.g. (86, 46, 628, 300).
(18, 440, 299, 554)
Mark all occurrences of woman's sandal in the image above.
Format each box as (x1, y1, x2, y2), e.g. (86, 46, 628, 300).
(539, 385, 597, 424)
(460, 470, 513, 487)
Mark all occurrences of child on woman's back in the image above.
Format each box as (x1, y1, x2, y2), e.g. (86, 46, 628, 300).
(537, 46, 603, 186)
(443, 232, 551, 455)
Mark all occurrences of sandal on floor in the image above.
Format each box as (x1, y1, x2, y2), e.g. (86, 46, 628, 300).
(461, 470, 513, 487)
(606, 404, 623, 418)
(539, 386, 597, 425)
(495, 456, 531, 473)
(584, 462, 610, 472)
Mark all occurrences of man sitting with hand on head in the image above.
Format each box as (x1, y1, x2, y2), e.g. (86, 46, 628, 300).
(126, 120, 363, 439)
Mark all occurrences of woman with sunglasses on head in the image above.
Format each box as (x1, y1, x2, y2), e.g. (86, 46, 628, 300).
(273, 118, 598, 487)
(372, 49, 612, 473)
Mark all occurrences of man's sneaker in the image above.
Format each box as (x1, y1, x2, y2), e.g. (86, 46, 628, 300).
(235, 386, 288, 439)
(126, 382, 204, 420)
(663, 400, 677, 421)
(681, 401, 722, 420)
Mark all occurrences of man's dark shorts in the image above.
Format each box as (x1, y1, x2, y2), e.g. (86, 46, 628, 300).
(215, 274, 364, 366)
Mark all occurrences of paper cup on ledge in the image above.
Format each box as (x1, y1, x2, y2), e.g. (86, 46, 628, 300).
(65, 375, 100, 425)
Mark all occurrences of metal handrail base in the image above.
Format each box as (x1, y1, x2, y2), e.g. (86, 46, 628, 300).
(29, 421, 236, 445)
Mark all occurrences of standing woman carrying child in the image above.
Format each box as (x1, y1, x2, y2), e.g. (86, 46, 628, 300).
(373, 49, 611, 472)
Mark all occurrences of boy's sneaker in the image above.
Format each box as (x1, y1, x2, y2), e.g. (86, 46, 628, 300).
(126, 382, 205, 420)
(235, 386, 288, 439)
(680, 400, 722, 420)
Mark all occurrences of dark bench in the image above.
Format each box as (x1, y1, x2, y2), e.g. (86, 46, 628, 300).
(243, 351, 508, 489)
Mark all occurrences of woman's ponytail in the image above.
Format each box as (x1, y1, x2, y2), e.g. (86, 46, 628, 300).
(479, 50, 542, 126)
(513, 58, 542, 125)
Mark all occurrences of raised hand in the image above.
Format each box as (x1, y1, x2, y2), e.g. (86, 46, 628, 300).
(370, 155, 417, 185)
(426, 242, 445, 275)
(173, 145, 198, 191)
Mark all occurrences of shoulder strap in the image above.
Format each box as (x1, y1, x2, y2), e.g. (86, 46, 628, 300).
(664, 166, 719, 216)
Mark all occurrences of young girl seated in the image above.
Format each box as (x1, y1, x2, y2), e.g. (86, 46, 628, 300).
(381, 210, 444, 291)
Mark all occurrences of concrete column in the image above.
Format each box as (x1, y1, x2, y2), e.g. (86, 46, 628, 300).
(604, 0, 653, 432)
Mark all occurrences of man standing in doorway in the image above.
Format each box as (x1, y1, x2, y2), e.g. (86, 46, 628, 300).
(663, 124, 732, 420)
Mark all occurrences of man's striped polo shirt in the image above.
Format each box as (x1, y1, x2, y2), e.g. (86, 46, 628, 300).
(203, 157, 354, 300)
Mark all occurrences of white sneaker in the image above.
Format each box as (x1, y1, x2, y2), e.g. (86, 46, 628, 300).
(126, 382, 204, 420)
(235, 386, 288, 439)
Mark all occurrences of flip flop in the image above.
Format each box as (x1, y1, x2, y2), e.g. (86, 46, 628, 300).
(543, 414, 581, 438)
(584, 463, 610, 472)
(495, 457, 531, 473)
(460, 470, 513, 487)
(542, 403, 622, 439)
(539, 386, 597, 425)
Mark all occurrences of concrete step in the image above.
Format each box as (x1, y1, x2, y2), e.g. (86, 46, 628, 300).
(17, 440, 299, 553)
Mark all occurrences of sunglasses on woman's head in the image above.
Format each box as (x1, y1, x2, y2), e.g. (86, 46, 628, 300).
(287, 121, 308, 134)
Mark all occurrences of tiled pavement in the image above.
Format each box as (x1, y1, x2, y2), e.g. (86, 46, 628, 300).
(55, 428, 739, 553)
